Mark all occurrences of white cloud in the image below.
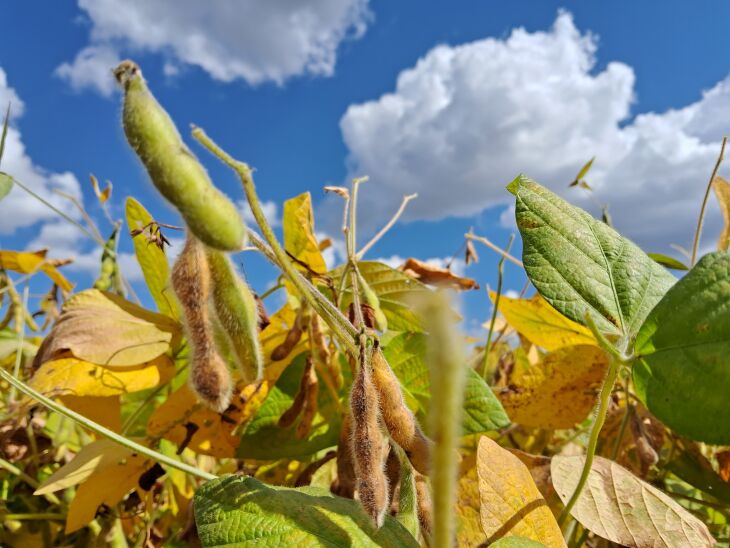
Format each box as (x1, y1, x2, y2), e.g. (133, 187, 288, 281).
(55, 45, 121, 97)
(0, 68, 83, 235)
(239, 199, 280, 229)
(59, 0, 371, 94)
(338, 11, 730, 252)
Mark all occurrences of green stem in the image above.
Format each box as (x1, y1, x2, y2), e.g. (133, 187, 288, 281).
(9, 283, 28, 403)
(192, 127, 357, 352)
(610, 374, 632, 461)
(690, 136, 727, 266)
(0, 366, 216, 482)
(558, 352, 621, 528)
(2, 513, 66, 521)
(0, 457, 61, 506)
(482, 235, 514, 379)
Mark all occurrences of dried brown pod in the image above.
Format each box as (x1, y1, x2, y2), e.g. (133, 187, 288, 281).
(171, 234, 232, 412)
(385, 445, 401, 513)
(271, 308, 305, 361)
(295, 450, 337, 487)
(296, 357, 319, 440)
(310, 313, 343, 390)
(465, 239, 479, 265)
(255, 293, 270, 331)
(331, 414, 357, 498)
(414, 472, 434, 537)
(350, 343, 389, 527)
(371, 350, 432, 475)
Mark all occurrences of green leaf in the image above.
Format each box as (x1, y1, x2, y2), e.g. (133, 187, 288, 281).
(508, 175, 675, 336)
(569, 156, 594, 187)
(125, 197, 180, 319)
(634, 250, 730, 444)
(395, 450, 420, 539)
(0, 172, 12, 202)
(194, 475, 419, 547)
(333, 261, 430, 332)
(238, 354, 341, 459)
(647, 252, 689, 271)
(383, 332, 509, 434)
(666, 440, 730, 506)
(551, 455, 714, 547)
(491, 537, 546, 548)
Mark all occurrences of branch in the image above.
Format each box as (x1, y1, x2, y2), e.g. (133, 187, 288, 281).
(357, 193, 417, 259)
(466, 232, 523, 268)
(691, 136, 727, 265)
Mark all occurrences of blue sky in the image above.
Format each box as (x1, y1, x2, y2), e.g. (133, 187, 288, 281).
(1, 1, 729, 329)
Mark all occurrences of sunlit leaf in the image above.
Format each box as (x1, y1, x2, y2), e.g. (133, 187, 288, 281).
(569, 156, 594, 187)
(477, 436, 565, 547)
(33, 289, 181, 368)
(667, 440, 730, 506)
(400, 257, 479, 291)
(456, 453, 488, 547)
(29, 355, 174, 398)
(90, 174, 112, 204)
(634, 251, 730, 444)
(490, 291, 595, 351)
(552, 455, 714, 547)
(647, 252, 689, 271)
(498, 345, 607, 429)
(713, 175, 730, 251)
(194, 475, 419, 547)
(125, 197, 180, 319)
(283, 192, 327, 274)
(0, 173, 12, 202)
(508, 175, 675, 336)
(0, 249, 73, 292)
(60, 395, 122, 432)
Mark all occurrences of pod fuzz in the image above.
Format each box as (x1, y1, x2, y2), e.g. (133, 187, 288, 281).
(115, 60, 245, 251)
(371, 350, 432, 475)
(331, 414, 356, 499)
(207, 250, 263, 383)
(350, 344, 389, 528)
(171, 235, 232, 412)
(271, 308, 305, 361)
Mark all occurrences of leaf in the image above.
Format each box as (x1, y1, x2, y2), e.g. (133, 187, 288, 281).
(0, 172, 12, 202)
(508, 175, 675, 336)
(237, 354, 341, 459)
(490, 291, 595, 351)
(492, 538, 547, 548)
(90, 174, 112, 204)
(0, 249, 74, 292)
(456, 454, 488, 547)
(551, 454, 714, 547)
(667, 441, 730, 506)
(0, 327, 39, 361)
(125, 197, 180, 319)
(400, 257, 479, 290)
(33, 289, 181, 368)
(569, 157, 594, 187)
(60, 395, 122, 432)
(283, 192, 327, 275)
(477, 436, 565, 547)
(29, 355, 174, 398)
(334, 261, 431, 333)
(383, 332, 509, 434)
(634, 251, 730, 444)
(193, 475, 419, 547)
(647, 252, 689, 271)
(147, 381, 268, 458)
(498, 345, 608, 429)
(713, 175, 730, 251)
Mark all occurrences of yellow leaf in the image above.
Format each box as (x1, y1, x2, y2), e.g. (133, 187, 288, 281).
(60, 395, 122, 432)
(713, 175, 730, 251)
(498, 345, 607, 429)
(30, 355, 174, 398)
(477, 436, 565, 547)
(147, 381, 269, 458)
(282, 193, 327, 275)
(490, 291, 594, 351)
(0, 249, 73, 292)
(456, 453, 487, 547)
(65, 448, 149, 533)
(260, 303, 309, 382)
(33, 289, 181, 368)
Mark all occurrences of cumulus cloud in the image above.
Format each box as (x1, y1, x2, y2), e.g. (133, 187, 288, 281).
(339, 11, 730, 252)
(58, 0, 371, 94)
(55, 45, 121, 96)
(239, 199, 280, 229)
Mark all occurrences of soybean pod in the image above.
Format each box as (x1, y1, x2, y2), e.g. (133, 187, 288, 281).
(115, 61, 245, 251)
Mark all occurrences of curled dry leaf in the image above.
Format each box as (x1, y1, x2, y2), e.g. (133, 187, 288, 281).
(498, 344, 608, 430)
(551, 455, 715, 548)
(33, 289, 181, 368)
(0, 249, 74, 292)
(477, 436, 565, 547)
(490, 291, 595, 351)
(399, 258, 479, 291)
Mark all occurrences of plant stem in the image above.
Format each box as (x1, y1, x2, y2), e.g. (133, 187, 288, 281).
(558, 352, 621, 528)
(466, 232, 523, 267)
(9, 282, 29, 403)
(0, 366, 217, 482)
(691, 136, 727, 265)
(192, 127, 357, 352)
(357, 193, 417, 259)
(482, 235, 514, 379)
(611, 374, 632, 461)
(2, 513, 66, 521)
(0, 457, 62, 506)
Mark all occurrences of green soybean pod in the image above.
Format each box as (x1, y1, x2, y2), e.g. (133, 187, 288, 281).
(114, 60, 245, 251)
(206, 249, 263, 383)
(356, 270, 388, 332)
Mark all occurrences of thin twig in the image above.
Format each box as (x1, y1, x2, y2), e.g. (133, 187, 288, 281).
(691, 136, 727, 265)
(466, 232, 523, 268)
(357, 193, 417, 259)
(9, 282, 28, 403)
(482, 235, 514, 379)
(53, 189, 104, 243)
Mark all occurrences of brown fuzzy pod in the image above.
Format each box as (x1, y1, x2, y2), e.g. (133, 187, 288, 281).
(371, 350, 432, 475)
(171, 235, 232, 412)
(296, 357, 319, 440)
(350, 344, 389, 528)
(271, 309, 304, 361)
(415, 472, 434, 538)
(331, 414, 357, 498)
(310, 313, 343, 390)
